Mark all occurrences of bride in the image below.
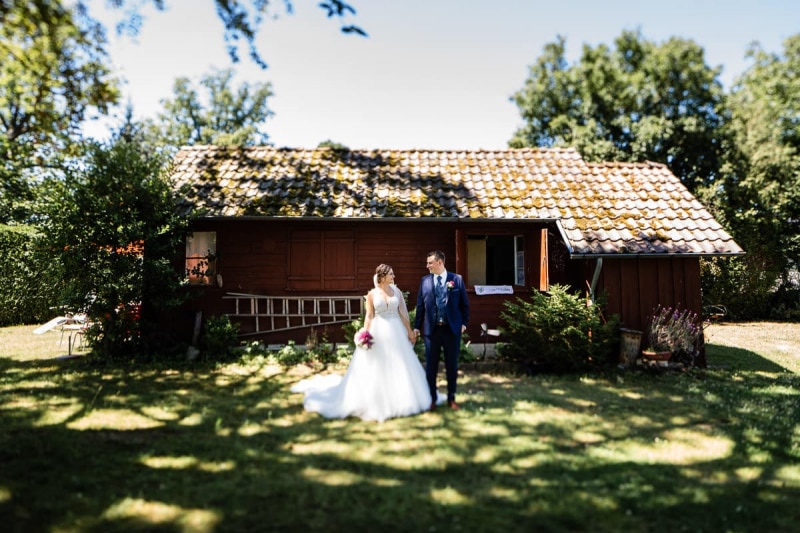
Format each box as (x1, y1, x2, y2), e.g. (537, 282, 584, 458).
(291, 264, 436, 422)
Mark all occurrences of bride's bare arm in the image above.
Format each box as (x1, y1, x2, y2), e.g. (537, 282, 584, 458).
(363, 289, 376, 331)
(394, 285, 416, 343)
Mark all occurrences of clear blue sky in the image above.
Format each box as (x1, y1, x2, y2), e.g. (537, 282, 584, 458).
(88, 0, 799, 150)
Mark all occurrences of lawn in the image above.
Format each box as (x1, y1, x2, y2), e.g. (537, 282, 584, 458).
(0, 322, 798, 532)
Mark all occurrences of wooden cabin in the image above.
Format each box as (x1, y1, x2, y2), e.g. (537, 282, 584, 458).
(170, 146, 744, 362)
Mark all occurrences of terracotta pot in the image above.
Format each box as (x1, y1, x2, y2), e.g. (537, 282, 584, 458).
(642, 349, 671, 362)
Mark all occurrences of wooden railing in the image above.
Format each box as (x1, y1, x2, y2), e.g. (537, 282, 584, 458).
(223, 292, 364, 336)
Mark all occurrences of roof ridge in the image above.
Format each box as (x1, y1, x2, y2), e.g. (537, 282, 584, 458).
(588, 160, 669, 170)
(178, 145, 582, 154)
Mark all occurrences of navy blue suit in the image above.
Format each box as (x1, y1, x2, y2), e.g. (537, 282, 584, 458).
(414, 272, 470, 403)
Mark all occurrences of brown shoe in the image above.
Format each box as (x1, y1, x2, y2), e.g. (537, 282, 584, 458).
(448, 400, 460, 410)
(429, 401, 437, 412)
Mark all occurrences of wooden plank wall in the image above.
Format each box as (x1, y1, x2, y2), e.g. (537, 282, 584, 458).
(183, 220, 704, 362)
(595, 256, 703, 331)
(184, 219, 545, 345)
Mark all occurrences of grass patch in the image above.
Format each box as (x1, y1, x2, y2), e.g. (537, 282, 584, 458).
(0, 322, 799, 532)
(704, 321, 800, 373)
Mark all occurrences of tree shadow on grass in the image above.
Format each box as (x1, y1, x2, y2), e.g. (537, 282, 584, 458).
(705, 343, 789, 372)
(0, 356, 799, 532)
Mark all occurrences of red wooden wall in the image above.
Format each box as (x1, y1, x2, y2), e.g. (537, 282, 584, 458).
(591, 256, 703, 331)
(181, 219, 704, 362)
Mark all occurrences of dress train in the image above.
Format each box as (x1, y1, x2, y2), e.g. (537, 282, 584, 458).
(291, 286, 438, 422)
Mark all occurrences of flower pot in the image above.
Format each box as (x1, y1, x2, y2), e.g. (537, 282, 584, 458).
(642, 349, 671, 366)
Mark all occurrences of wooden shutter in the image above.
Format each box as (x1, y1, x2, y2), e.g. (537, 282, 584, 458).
(539, 228, 549, 291)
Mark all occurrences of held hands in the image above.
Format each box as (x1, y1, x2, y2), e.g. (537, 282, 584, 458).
(408, 329, 417, 344)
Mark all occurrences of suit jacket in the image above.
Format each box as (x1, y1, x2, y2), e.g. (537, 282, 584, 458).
(414, 272, 470, 336)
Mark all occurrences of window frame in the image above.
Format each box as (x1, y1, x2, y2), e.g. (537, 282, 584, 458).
(466, 233, 525, 287)
(185, 231, 217, 286)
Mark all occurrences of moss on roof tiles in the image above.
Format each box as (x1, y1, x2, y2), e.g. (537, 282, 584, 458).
(172, 146, 742, 256)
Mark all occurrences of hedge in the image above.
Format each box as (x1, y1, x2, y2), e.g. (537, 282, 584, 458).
(0, 224, 63, 326)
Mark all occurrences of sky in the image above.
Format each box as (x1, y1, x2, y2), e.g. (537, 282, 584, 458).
(86, 0, 799, 150)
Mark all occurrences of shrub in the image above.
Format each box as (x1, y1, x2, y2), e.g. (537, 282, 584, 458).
(645, 305, 703, 366)
(701, 256, 774, 320)
(38, 138, 188, 359)
(201, 315, 240, 360)
(497, 284, 620, 374)
(0, 225, 63, 326)
(274, 340, 308, 366)
(304, 327, 342, 365)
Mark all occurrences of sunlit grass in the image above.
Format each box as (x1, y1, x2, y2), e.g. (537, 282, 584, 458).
(705, 321, 800, 373)
(0, 322, 88, 359)
(0, 322, 799, 531)
(100, 498, 221, 533)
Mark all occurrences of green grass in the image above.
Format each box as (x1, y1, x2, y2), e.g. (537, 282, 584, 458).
(1, 322, 799, 532)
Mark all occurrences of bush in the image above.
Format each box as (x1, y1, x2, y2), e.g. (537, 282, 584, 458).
(769, 283, 800, 321)
(274, 341, 308, 366)
(201, 315, 240, 360)
(700, 256, 774, 320)
(38, 138, 189, 359)
(304, 327, 344, 365)
(0, 225, 63, 326)
(497, 284, 620, 374)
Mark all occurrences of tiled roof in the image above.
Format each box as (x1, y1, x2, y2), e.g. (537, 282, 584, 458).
(171, 146, 743, 257)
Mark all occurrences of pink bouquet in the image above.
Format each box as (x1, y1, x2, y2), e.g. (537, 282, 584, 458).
(354, 329, 374, 350)
(446, 280, 455, 291)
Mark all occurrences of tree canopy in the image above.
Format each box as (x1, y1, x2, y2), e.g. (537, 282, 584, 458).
(512, 30, 800, 319)
(702, 34, 800, 317)
(40, 134, 188, 357)
(0, 0, 119, 222)
(87, 0, 365, 69)
(0, 0, 363, 222)
(510, 31, 726, 193)
(143, 68, 273, 152)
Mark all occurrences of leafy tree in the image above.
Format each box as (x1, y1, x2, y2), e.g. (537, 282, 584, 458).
(510, 31, 726, 193)
(40, 134, 188, 358)
(703, 34, 800, 319)
(86, 0, 365, 69)
(143, 68, 273, 152)
(318, 140, 350, 150)
(0, 0, 120, 222)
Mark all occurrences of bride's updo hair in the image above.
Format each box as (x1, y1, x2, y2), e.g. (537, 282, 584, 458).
(374, 264, 393, 285)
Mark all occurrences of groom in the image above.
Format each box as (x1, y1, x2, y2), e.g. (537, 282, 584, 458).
(413, 250, 470, 411)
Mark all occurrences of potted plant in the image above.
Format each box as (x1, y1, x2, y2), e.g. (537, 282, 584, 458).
(643, 305, 703, 366)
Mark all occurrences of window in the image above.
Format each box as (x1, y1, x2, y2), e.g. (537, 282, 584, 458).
(515, 235, 525, 286)
(467, 235, 525, 286)
(186, 231, 217, 285)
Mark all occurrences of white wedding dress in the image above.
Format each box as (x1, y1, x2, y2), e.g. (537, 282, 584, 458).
(291, 286, 435, 422)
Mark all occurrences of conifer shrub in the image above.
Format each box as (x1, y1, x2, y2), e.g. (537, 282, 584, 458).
(497, 284, 620, 374)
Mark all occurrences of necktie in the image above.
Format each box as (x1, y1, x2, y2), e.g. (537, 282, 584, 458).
(436, 275, 445, 322)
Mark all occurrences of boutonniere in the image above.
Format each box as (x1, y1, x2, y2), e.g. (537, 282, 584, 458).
(446, 280, 455, 291)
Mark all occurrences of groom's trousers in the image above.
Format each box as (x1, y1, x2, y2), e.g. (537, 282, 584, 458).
(425, 324, 460, 402)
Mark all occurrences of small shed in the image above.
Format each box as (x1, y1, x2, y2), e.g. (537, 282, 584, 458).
(170, 146, 743, 360)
